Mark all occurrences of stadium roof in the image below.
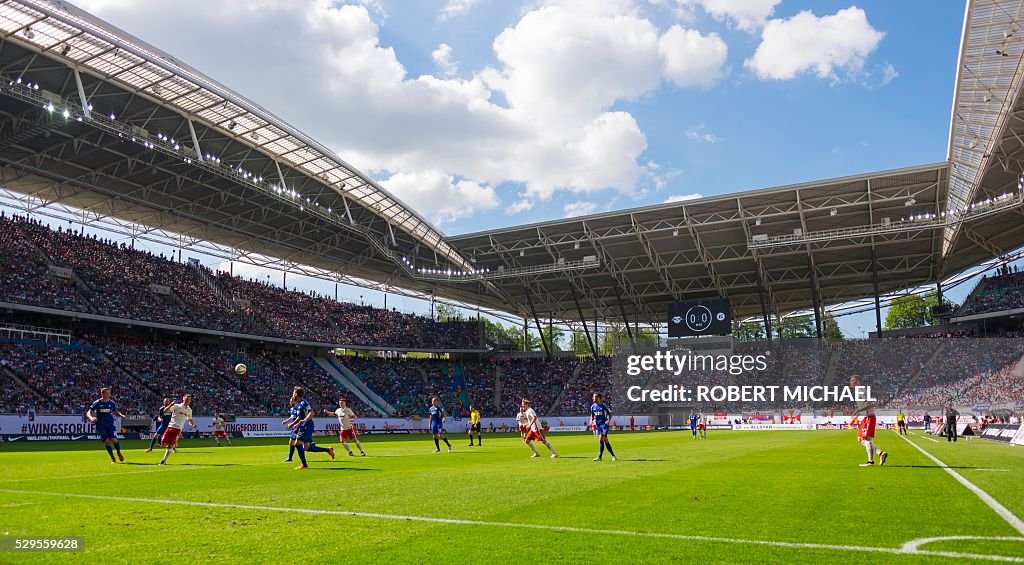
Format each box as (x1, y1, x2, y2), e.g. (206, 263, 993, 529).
(0, 0, 471, 286)
(0, 0, 1022, 331)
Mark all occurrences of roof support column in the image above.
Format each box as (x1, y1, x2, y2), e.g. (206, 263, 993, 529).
(871, 246, 882, 336)
(571, 285, 597, 356)
(73, 68, 90, 119)
(808, 255, 822, 339)
(524, 286, 550, 358)
(755, 267, 771, 342)
(187, 119, 202, 161)
(612, 281, 637, 354)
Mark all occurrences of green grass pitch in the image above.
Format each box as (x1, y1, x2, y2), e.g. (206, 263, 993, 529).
(0, 430, 1022, 563)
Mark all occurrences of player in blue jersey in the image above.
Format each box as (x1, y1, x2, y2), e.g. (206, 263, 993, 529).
(145, 397, 173, 453)
(284, 387, 333, 469)
(689, 411, 699, 439)
(428, 397, 453, 453)
(590, 393, 617, 461)
(86, 387, 126, 463)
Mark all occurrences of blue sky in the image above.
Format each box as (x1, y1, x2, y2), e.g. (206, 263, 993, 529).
(6, 0, 1005, 337)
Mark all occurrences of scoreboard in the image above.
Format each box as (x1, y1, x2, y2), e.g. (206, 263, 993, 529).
(667, 298, 731, 337)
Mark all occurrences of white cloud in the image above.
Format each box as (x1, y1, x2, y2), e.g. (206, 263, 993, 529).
(563, 201, 598, 218)
(432, 43, 458, 77)
(438, 0, 479, 21)
(879, 62, 898, 86)
(681, 0, 780, 32)
(506, 197, 534, 215)
(382, 170, 498, 225)
(73, 0, 717, 225)
(685, 123, 720, 143)
(745, 7, 885, 82)
(664, 193, 703, 203)
(658, 25, 728, 88)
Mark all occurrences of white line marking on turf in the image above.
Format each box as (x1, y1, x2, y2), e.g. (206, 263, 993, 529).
(0, 465, 199, 484)
(0, 489, 1022, 562)
(902, 536, 1024, 552)
(896, 433, 1024, 537)
(974, 469, 1011, 472)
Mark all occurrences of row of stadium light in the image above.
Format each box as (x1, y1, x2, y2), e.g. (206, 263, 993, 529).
(2, 75, 433, 278)
(7, 74, 523, 280)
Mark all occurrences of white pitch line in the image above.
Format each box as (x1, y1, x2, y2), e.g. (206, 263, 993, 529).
(897, 433, 1024, 537)
(0, 465, 199, 484)
(0, 489, 1022, 562)
(0, 459, 284, 484)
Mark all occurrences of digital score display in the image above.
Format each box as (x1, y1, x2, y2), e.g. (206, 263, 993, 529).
(667, 298, 731, 337)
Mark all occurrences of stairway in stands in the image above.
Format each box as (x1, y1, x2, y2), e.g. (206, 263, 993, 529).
(314, 356, 394, 416)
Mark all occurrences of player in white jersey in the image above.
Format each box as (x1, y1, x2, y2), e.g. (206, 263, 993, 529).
(210, 413, 231, 446)
(324, 398, 365, 456)
(520, 399, 558, 458)
(160, 394, 198, 465)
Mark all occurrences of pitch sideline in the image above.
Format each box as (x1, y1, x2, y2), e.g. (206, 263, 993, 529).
(896, 432, 1024, 536)
(0, 488, 1021, 562)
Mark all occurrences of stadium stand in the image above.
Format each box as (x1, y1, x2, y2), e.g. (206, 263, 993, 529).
(958, 269, 1024, 316)
(0, 214, 481, 350)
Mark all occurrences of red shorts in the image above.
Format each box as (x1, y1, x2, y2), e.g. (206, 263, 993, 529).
(161, 427, 182, 446)
(339, 428, 357, 441)
(698, 424, 706, 430)
(857, 415, 876, 441)
(524, 430, 545, 443)
(213, 430, 228, 438)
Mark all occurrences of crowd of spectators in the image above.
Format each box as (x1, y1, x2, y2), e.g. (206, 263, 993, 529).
(96, 336, 254, 416)
(0, 341, 156, 414)
(0, 214, 93, 312)
(195, 348, 368, 415)
(0, 214, 483, 350)
(889, 339, 1024, 406)
(959, 268, 1024, 316)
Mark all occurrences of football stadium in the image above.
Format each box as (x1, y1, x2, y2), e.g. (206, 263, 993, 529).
(0, 0, 1023, 562)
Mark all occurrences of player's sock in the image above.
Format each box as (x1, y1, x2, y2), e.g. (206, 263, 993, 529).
(864, 442, 875, 462)
(114, 443, 122, 454)
(442, 437, 452, 447)
(105, 445, 115, 460)
(543, 441, 558, 456)
(296, 445, 307, 466)
(307, 444, 329, 453)
(161, 447, 172, 464)
(599, 442, 605, 458)
(149, 436, 159, 450)
(605, 442, 616, 457)
(528, 442, 540, 455)
(433, 438, 440, 450)
(342, 443, 353, 454)
(288, 444, 296, 460)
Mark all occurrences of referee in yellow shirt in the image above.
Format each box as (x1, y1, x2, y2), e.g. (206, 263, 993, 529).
(896, 409, 907, 436)
(468, 405, 482, 446)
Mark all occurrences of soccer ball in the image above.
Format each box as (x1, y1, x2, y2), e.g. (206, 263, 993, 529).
(234, 363, 247, 376)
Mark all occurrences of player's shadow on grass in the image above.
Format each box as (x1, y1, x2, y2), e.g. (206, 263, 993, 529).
(175, 463, 249, 467)
(886, 465, 978, 470)
(311, 467, 377, 472)
(625, 458, 667, 462)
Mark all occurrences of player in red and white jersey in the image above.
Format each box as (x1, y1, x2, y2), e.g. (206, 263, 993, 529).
(324, 398, 365, 457)
(515, 409, 528, 439)
(850, 375, 887, 467)
(160, 394, 199, 465)
(520, 399, 558, 459)
(210, 413, 232, 446)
